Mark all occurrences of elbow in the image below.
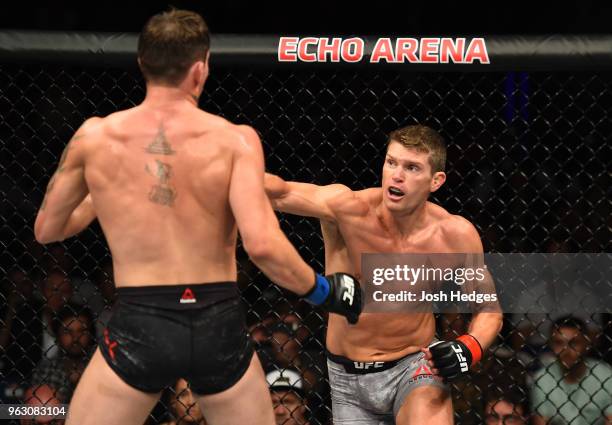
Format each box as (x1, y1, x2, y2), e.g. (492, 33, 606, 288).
(34, 231, 54, 245)
(34, 228, 56, 245)
(34, 217, 59, 244)
(34, 218, 49, 244)
(243, 236, 275, 264)
(264, 174, 288, 201)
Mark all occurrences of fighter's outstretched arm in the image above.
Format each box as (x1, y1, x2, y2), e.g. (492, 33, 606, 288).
(229, 127, 362, 324)
(264, 173, 350, 221)
(230, 128, 314, 294)
(34, 118, 99, 243)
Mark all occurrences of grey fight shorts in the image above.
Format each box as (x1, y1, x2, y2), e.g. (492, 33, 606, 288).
(327, 350, 449, 424)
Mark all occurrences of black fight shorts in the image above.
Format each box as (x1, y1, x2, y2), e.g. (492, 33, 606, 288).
(98, 282, 253, 394)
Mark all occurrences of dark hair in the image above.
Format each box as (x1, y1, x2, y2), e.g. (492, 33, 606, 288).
(138, 9, 210, 85)
(51, 303, 95, 338)
(485, 387, 528, 415)
(387, 125, 447, 173)
(270, 321, 298, 337)
(552, 315, 587, 334)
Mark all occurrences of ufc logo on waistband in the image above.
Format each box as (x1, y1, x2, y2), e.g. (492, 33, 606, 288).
(354, 361, 385, 369)
(452, 345, 469, 372)
(342, 277, 355, 305)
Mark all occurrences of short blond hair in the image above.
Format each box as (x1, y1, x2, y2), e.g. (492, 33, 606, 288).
(388, 125, 446, 173)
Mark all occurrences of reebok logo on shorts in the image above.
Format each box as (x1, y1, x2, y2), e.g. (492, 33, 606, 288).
(180, 288, 196, 304)
(412, 364, 432, 378)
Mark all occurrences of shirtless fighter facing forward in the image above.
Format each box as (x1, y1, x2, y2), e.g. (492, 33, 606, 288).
(34, 10, 360, 425)
(265, 125, 503, 424)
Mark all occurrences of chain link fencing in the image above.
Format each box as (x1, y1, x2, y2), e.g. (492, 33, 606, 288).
(0, 34, 611, 424)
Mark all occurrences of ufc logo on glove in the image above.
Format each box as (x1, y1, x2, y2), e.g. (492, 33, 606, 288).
(342, 277, 356, 305)
(452, 345, 469, 372)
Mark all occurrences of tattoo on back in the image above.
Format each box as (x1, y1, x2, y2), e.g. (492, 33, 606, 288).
(145, 160, 177, 206)
(145, 125, 176, 155)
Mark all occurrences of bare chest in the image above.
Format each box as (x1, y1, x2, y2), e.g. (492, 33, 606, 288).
(336, 214, 453, 279)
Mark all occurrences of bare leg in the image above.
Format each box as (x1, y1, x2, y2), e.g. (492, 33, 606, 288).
(195, 354, 275, 425)
(66, 348, 161, 425)
(396, 385, 453, 425)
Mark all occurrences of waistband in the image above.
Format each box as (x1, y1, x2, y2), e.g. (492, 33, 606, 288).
(326, 349, 416, 375)
(116, 282, 238, 310)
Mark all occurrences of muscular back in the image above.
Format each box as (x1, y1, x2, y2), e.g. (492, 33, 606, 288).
(84, 104, 240, 286)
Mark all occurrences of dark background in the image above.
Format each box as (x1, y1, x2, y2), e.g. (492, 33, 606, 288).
(1, 0, 611, 34)
(1, 2, 611, 425)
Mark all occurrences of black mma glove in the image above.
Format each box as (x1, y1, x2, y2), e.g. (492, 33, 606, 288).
(304, 273, 362, 324)
(428, 334, 483, 381)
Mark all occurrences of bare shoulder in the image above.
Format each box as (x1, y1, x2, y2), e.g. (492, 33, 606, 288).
(324, 183, 353, 198)
(328, 186, 374, 217)
(233, 124, 262, 148)
(72, 116, 104, 137)
(435, 207, 482, 251)
(356, 187, 382, 205)
(79, 116, 104, 129)
(444, 214, 479, 238)
(207, 120, 262, 155)
(197, 109, 234, 129)
(99, 108, 134, 126)
(91, 109, 136, 138)
(67, 116, 105, 151)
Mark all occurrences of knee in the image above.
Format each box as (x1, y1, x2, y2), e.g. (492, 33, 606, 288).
(422, 386, 451, 408)
(397, 386, 453, 424)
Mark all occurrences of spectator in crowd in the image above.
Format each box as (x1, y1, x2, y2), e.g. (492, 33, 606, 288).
(438, 313, 482, 425)
(484, 389, 528, 425)
(1, 269, 43, 381)
(529, 316, 612, 425)
(277, 312, 311, 347)
(269, 321, 302, 368)
(160, 379, 207, 425)
(266, 368, 309, 425)
(70, 261, 115, 322)
(252, 311, 328, 424)
(79, 261, 117, 335)
(249, 306, 311, 349)
(92, 260, 116, 309)
(31, 304, 95, 402)
(250, 316, 278, 346)
(39, 269, 74, 359)
(257, 321, 319, 393)
(510, 237, 604, 365)
(437, 314, 528, 425)
(20, 383, 65, 425)
(41, 246, 73, 275)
